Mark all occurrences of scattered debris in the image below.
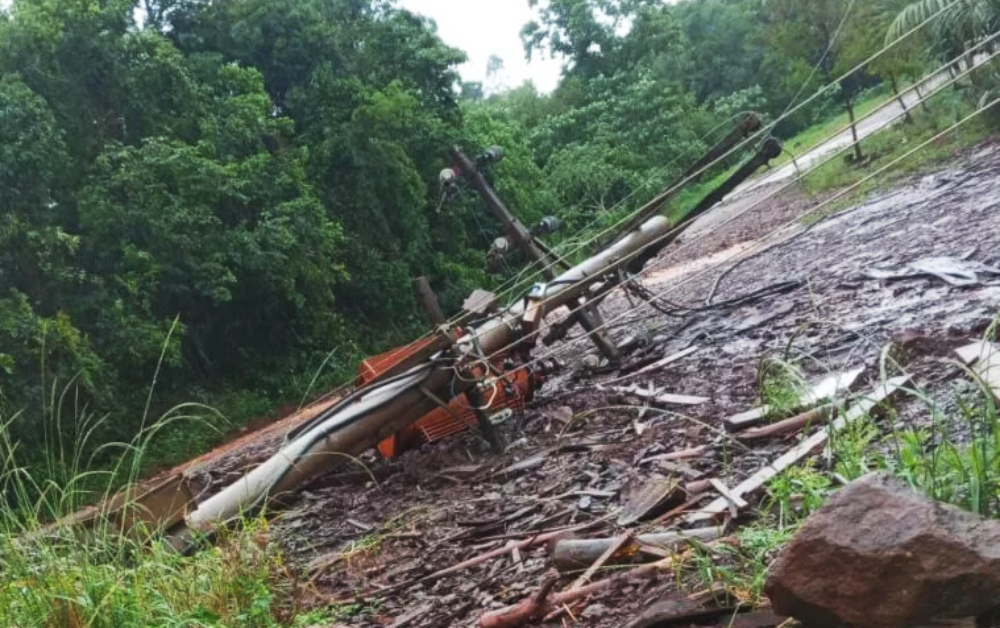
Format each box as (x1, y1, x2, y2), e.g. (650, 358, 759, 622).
(80, 142, 1000, 626)
(724, 368, 862, 431)
(864, 255, 1000, 286)
(689, 376, 909, 524)
(738, 403, 838, 441)
(603, 383, 711, 407)
(709, 478, 749, 513)
(605, 346, 701, 385)
(767, 473, 1000, 628)
(956, 341, 1000, 401)
(624, 592, 751, 628)
(641, 447, 708, 466)
(618, 477, 683, 525)
(569, 531, 635, 589)
(480, 550, 696, 628)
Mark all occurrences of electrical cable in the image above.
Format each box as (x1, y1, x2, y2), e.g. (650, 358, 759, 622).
(499, 91, 1000, 382)
(284, 7, 980, 436)
(468, 38, 1000, 371)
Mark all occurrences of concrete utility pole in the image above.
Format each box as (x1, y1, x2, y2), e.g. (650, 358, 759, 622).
(451, 146, 621, 365)
(615, 113, 763, 240)
(86, 134, 782, 540)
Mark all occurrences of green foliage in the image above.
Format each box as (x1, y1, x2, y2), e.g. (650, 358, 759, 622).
(888, 0, 1000, 60)
(685, 526, 796, 605)
(766, 466, 834, 525)
(757, 357, 809, 420)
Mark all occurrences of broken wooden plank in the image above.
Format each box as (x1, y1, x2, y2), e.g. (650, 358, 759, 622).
(956, 341, 1000, 402)
(724, 407, 768, 431)
(724, 367, 863, 431)
(956, 341, 992, 365)
(709, 478, 749, 510)
(605, 384, 709, 406)
(686, 376, 910, 524)
(738, 403, 838, 441)
(654, 392, 711, 406)
(641, 446, 707, 464)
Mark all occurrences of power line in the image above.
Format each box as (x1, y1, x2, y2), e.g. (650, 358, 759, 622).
(294, 6, 980, 422)
(499, 90, 1000, 382)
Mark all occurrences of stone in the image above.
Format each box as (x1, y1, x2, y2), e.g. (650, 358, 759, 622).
(582, 603, 610, 619)
(765, 473, 1000, 628)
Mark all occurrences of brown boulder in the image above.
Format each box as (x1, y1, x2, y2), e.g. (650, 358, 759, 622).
(765, 473, 1000, 628)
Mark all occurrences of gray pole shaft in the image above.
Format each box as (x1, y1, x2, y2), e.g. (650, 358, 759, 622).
(451, 147, 621, 363)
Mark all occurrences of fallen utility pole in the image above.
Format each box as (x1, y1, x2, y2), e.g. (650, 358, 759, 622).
(91, 134, 781, 543)
(613, 112, 762, 241)
(451, 146, 621, 365)
(627, 138, 782, 273)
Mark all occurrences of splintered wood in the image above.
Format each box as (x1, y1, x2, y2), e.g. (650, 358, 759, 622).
(686, 376, 910, 524)
(724, 367, 863, 431)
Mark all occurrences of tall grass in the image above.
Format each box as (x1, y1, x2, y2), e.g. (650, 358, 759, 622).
(0, 388, 323, 627)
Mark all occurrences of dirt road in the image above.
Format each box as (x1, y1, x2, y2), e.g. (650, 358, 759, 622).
(685, 52, 994, 239)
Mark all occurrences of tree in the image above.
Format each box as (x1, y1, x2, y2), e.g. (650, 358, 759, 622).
(521, 0, 657, 78)
(888, 0, 1000, 62)
(763, 0, 880, 162)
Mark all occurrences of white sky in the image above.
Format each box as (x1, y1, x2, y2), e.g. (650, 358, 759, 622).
(397, 0, 565, 93)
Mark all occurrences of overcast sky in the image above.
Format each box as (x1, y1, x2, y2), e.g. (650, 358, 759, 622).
(397, 0, 565, 93)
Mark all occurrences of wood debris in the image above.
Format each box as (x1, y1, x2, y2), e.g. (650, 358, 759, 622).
(724, 368, 862, 431)
(956, 341, 1000, 401)
(552, 527, 722, 572)
(618, 476, 683, 525)
(687, 376, 910, 524)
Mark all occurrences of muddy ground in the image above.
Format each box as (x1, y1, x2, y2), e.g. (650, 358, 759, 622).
(194, 141, 1000, 627)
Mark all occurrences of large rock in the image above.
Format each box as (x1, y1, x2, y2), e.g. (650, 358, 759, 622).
(765, 473, 1000, 628)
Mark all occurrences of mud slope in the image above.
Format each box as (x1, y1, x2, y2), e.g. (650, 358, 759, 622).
(267, 143, 1000, 627)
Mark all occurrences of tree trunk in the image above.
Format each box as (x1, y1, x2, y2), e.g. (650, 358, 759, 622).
(889, 74, 913, 124)
(845, 98, 864, 163)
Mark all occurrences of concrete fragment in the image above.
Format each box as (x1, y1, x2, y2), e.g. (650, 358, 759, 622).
(766, 473, 1000, 628)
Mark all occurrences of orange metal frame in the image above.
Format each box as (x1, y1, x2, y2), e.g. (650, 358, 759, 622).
(357, 336, 534, 458)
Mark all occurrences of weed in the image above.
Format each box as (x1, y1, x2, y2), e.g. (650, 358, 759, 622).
(766, 466, 833, 526)
(684, 526, 796, 606)
(757, 356, 808, 421)
(0, 377, 317, 627)
(828, 409, 886, 482)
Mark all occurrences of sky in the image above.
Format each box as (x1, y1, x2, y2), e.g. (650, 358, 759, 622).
(396, 0, 565, 94)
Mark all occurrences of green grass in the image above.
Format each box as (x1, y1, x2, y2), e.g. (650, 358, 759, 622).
(0, 350, 359, 626)
(756, 356, 809, 421)
(782, 79, 994, 225)
(0, 426, 319, 627)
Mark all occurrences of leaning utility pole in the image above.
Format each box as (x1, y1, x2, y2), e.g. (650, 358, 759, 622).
(451, 147, 622, 365)
(60, 132, 782, 544)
